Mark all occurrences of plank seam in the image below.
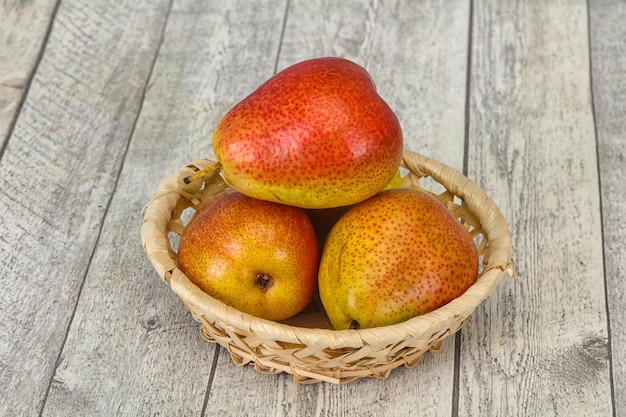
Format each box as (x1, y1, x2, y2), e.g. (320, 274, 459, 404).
(201, 348, 221, 416)
(0, 0, 63, 163)
(586, 0, 617, 416)
(273, 0, 291, 75)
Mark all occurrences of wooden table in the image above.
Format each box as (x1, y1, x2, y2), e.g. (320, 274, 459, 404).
(1, 1, 623, 416)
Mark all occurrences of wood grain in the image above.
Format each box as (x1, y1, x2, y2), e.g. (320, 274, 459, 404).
(461, 1, 612, 415)
(204, 1, 471, 416)
(40, 0, 289, 415)
(590, 0, 626, 415)
(0, 0, 171, 415)
(0, 0, 58, 148)
(1, 0, 623, 415)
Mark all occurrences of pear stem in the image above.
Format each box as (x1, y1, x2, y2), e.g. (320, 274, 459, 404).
(183, 162, 222, 184)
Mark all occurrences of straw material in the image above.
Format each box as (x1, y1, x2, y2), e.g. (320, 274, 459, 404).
(141, 150, 513, 384)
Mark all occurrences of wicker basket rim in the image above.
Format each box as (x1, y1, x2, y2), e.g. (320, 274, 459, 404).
(141, 149, 513, 351)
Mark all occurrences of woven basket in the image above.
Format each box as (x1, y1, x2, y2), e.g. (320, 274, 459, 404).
(141, 149, 513, 384)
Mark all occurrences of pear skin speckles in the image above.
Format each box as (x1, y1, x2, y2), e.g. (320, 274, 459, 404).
(318, 188, 478, 330)
(212, 57, 403, 209)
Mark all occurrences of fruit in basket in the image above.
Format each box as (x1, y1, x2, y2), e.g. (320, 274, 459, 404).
(207, 57, 403, 209)
(177, 190, 319, 321)
(318, 188, 478, 330)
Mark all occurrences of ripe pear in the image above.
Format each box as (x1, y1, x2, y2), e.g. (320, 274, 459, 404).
(177, 190, 319, 321)
(318, 188, 478, 330)
(211, 57, 403, 209)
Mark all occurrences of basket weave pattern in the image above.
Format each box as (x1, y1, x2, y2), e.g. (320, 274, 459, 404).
(141, 150, 513, 384)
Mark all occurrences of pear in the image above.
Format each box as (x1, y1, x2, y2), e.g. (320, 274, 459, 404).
(178, 190, 319, 321)
(383, 170, 402, 190)
(318, 188, 478, 330)
(207, 57, 403, 209)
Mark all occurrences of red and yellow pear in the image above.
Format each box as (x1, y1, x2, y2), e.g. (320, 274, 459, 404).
(202, 57, 403, 209)
(318, 188, 479, 330)
(178, 190, 319, 321)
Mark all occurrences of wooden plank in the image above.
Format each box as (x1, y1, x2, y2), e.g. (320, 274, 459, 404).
(204, 1, 471, 415)
(39, 0, 289, 415)
(460, 1, 612, 415)
(590, 0, 626, 414)
(0, 1, 172, 415)
(0, 0, 58, 148)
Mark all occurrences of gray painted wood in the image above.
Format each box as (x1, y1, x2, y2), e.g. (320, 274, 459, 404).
(461, 1, 612, 415)
(0, 0, 171, 415)
(0, 0, 622, 415)
(0, 0, 58, 148)
(591, 0, 626, 415)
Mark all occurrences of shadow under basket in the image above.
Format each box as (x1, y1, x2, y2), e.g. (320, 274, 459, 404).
(141, 149, 513, 384)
